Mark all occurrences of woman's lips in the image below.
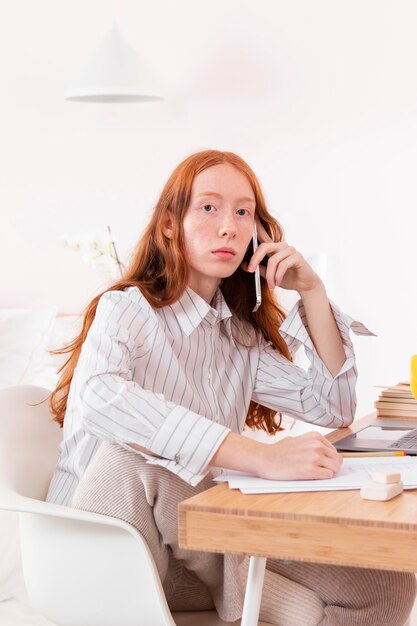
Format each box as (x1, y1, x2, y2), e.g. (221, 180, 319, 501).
(212, 250, 236, 260)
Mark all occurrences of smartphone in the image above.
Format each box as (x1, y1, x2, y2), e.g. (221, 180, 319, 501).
(243, 223, 262, 312)
(252, 225, 262, 312)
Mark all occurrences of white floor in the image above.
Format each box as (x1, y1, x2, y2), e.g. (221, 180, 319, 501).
(1, 597, 417, 626)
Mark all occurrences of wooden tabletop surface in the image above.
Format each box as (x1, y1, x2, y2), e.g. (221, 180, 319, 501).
(178, 413, 417, 571)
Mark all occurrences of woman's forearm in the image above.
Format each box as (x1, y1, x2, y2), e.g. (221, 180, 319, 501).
(130, 433, 265, 474)
(210, 430, 342, 480)
(299, 282, 346, 377)
(129, 430, 342, 481)
(209, 431, 265, 474)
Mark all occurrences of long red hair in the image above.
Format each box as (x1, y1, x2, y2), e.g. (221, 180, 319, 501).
(49, 149, 293, 433)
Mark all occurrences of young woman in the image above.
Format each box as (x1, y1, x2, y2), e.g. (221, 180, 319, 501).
(47, 150, 416, 625)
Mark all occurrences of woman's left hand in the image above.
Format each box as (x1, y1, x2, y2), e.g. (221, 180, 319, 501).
(244, 219, 322, 295)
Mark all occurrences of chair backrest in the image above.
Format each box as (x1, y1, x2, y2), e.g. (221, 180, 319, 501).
(0, 385, 62, 499)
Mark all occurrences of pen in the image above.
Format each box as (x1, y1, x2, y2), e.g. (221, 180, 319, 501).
(339, 451, 407, 458)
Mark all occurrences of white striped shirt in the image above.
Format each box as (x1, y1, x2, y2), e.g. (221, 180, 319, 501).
(47, 286, 373, 506)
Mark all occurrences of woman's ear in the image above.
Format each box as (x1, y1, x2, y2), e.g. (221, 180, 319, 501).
(162, 210, 174, 239)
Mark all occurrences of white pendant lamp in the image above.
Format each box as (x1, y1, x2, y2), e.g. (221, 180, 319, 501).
(64, 23, 164, 102)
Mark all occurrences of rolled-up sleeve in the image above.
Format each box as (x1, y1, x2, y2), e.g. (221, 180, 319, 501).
(77, 290, 230, 485)
(251, 299, 376, 427)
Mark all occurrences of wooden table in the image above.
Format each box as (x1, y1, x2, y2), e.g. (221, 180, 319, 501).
(178, 413, 417, 625)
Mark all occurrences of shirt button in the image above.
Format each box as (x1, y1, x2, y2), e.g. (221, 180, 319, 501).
(175, 453, 182, 464)
(207, 326, 213, 333)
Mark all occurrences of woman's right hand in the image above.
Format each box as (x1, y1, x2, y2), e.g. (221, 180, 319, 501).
(257, 431, 343, 481)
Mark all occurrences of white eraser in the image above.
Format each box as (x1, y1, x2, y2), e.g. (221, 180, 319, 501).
(360, 481, 404, 501)
(371, 471, 401, 484)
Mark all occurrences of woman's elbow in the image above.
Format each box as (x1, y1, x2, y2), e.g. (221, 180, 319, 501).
(340, 413, 354, 428)
(338, 396, 357, 427)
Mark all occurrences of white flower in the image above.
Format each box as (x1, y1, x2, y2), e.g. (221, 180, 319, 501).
(62, 227, 123, 278)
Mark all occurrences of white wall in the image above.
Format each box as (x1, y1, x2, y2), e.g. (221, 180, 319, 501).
(1, 0, 417, 418)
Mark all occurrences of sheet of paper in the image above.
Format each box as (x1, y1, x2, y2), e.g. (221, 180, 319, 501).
(214, 456, 417, 493)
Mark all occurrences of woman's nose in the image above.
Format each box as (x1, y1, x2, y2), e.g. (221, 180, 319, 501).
(218, 216, 237, 238)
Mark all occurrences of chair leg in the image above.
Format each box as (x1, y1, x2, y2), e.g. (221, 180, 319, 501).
(241, 556, 267, 626)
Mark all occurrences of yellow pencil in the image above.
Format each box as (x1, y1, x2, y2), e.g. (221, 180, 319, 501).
(339, 451, 407, 458)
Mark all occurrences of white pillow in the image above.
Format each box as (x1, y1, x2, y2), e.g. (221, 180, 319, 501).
(0, 309, 57, 389)
(30, 314, 82, 390)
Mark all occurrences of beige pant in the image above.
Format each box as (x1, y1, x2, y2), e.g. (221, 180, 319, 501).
(72, 443, 416, 626)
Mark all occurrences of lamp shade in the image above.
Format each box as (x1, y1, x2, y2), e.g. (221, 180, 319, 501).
(64, 24, 164, 102)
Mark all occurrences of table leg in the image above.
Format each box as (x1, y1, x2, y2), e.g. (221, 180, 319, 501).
(241, 555, 267, 626)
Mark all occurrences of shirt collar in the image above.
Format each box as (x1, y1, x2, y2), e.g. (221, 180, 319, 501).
(170, 287, 232, 336)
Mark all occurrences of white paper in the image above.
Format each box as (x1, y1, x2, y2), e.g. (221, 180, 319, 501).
(215, 457, 417, 494)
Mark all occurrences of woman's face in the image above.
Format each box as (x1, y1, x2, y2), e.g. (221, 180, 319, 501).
(182, 163, 256, 299)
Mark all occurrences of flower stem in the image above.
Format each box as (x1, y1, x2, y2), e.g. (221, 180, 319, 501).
(107, 225, 124, 277)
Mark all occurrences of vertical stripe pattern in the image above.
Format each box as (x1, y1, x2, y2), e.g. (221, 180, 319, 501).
(47, 286, 373, 506)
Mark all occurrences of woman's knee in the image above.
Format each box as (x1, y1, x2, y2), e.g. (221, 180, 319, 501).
(380, 571, 417, 624)
(322, 570, 417, 626)
(265, 560, 417, 626)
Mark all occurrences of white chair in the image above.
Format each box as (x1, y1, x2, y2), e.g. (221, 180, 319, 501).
(0, 385, 274, 626)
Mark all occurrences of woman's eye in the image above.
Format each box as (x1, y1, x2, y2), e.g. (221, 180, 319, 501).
(202, 204, 215, 213)
(237, 208, 249, 216)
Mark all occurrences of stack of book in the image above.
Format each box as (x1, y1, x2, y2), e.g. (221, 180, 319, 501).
(375, 382, 417, 419)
